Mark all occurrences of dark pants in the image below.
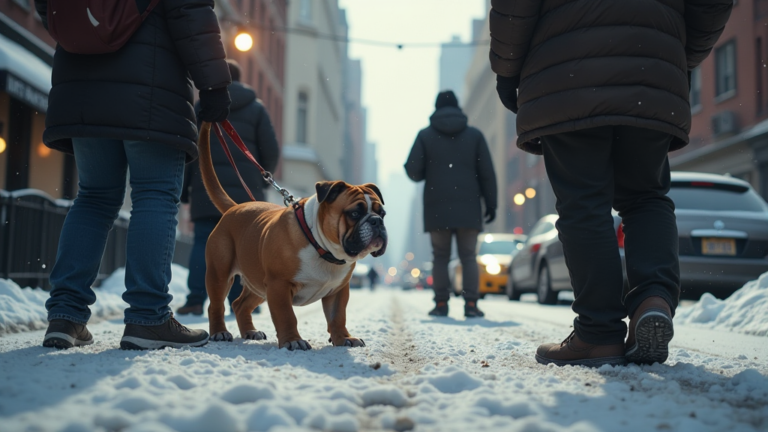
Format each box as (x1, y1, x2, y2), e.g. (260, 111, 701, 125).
(186, 219, 243, 307)
(430, 228, 479, 302)
(541, 126, 680, 345)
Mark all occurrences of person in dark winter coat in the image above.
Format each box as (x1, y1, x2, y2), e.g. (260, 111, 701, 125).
(177, 60, 280, 316)
(490, 0, 733, 366)
(405, 90, 497, 318)
(38, 0, 232, 350)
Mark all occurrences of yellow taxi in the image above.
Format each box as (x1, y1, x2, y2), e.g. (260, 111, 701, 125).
(451, 233, 528, 297)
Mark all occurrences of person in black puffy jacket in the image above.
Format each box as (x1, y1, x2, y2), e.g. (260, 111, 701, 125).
(37, 0, 232, 351)
(177, 60, 280, 316)
(490, 0, 733, 367)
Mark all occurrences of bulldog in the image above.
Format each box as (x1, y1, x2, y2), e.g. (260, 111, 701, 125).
(197, 122, 388, 350)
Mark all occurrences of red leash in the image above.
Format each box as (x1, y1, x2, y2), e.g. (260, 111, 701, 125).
(212, 120, 295, 206)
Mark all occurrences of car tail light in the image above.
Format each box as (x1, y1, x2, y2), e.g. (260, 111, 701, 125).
(690, 181, 715, 187)
(427, 276, 433, 286)
(617, 223, 625, 249)
(531, 243, 541, 253)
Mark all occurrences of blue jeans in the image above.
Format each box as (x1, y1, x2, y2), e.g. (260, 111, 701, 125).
(46, 138, 186, 326)
(185, 219, 243, 306)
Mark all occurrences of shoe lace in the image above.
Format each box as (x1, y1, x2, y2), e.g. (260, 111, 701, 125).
(560, 330, 576, 347)
(169, 314, 190, 334)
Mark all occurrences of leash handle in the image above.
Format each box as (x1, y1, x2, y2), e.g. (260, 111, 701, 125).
(211, 121, 297, 207)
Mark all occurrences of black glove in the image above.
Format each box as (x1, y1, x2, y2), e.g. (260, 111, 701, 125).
(496, 75, 520, 113)
(485, 207, 496, 224)
(198, 87, 231, 123)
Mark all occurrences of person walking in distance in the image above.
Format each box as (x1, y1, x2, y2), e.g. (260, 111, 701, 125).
(490, 0, 733, 365)
(177, 60, 280, 316)
(405, 90, 498, 318)
(367, 267, 379, 290)
(38, 0, 232, 350)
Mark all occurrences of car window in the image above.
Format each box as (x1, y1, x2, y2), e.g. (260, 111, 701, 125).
(478, 240, 524, 255)
(668, 187, 768, 212)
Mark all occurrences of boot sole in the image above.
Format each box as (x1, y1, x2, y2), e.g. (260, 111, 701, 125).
(535, 354, 627, 368)
(120, 335, 209, 350)
(43, 333, 94, 349)
(625, 311, 674, 365)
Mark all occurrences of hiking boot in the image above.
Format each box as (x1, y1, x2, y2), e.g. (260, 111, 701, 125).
(536, 331, 626, 367)
(428, 301, 448, 317)
(625, 296, 674, 365)
(43, 319, 94, 349)
(120, 315, 209, 350)
(176, 303, 203, 316)
(464, 301, 485, 318)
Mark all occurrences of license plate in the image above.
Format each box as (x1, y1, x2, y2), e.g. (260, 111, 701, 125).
(701, 238, 736, 256)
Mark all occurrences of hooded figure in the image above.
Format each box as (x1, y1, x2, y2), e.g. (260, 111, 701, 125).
(404, 90, 498, 318)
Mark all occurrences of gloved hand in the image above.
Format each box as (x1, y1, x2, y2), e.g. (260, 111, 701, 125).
(198, 87, 231, 123)
(496, 75, 520, 113)
(485, 207, 496, 224)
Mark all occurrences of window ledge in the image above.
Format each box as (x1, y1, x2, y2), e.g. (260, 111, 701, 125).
(714, 90, 737, 104)
(691, 104, 703, 115)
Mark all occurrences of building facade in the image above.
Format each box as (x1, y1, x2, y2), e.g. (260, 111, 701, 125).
(671, 0, 768, 200)
(439, 35, 474, 101)
(281, 0, 348, 199)
(0, 0, 69, 199)
(343, 58, 366, 185)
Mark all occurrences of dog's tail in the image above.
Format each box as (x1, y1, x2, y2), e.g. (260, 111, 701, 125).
(198, 122, 237, 214)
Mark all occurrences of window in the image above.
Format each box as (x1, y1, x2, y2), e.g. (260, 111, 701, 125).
(667, 187, 768, 212)
(299, 0, 312, 22)
(715, 41, 736, 98)
(297, 92, 309, 144)
(690, 67, 702, 110)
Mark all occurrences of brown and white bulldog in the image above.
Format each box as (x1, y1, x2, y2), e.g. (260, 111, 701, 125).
(197, 122, 388, 350)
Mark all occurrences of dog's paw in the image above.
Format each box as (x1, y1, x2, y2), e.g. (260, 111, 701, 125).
(281, 340, 312, 351)
(329, 337, 366, 348)
(242, 330, 267, 340)
(211, 331, 233, 342)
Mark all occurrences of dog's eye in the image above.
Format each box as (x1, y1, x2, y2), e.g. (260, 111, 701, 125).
(350, 211, 360, 219)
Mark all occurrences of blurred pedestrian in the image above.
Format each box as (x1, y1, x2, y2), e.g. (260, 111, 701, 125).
(39, 0, 232, 350)
(490, 0, 733, 366)
(367, 267, 379, 290)
(177, 60, 280, 316)
(405, 90, 498, 318)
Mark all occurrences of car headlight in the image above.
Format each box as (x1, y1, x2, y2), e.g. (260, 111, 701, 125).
(485, 262, 501, 275)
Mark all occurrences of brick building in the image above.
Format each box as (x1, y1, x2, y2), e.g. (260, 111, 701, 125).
(671, 0, 768, 200)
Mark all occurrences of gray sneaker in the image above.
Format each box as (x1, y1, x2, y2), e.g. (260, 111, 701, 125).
(120, 315, 209, 350)
(43, 319, 94, 349)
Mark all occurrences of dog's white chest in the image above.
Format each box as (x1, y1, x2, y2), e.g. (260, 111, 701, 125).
(292, 246, 350, 306)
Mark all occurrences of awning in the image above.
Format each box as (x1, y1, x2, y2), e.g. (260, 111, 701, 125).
(0, 33, 52, 113)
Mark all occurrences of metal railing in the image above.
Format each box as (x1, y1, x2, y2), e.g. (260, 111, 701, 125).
(0, 189, 193, 290)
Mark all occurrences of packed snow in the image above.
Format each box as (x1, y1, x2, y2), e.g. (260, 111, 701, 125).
(675, 271, 768, 337)
(0, 265, 191, 335)
(1, 270, 767, 432)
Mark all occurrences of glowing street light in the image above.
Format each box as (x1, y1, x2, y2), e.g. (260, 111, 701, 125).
(0, 136, 6, 154)
(525, 188, 536, 199)
(514, 193, 526, 205)
(411, 268, 421, 278)
(234, 32, 254, 52)
(405, 252, 414, 261)
(388, 267, 397, 276)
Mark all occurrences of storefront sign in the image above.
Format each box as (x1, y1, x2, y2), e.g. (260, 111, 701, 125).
(0, 71, 48, 113)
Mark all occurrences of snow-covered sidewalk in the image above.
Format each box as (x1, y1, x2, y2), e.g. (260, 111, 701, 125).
(1, 287, 767, 432)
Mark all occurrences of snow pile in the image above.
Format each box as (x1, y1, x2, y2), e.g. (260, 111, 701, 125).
(0, 264, 190, 335)
(676, 271, 768, 336)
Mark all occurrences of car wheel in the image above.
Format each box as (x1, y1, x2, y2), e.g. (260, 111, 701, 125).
(537, 263, 558, 305)
(506, 273, 521, 301)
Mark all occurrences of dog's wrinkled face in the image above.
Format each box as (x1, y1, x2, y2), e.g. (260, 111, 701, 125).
(315, 181, 388, 260)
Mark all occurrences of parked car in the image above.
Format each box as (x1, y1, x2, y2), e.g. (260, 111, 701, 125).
(507, 214, 625, 304)
(451, 233, 528, 298)
(669, 172, 768, 299)
(349, 263, 369, 289)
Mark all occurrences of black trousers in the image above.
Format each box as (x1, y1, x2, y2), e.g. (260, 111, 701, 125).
(541, 126, 680, 345)
(430, 228, 479, 302)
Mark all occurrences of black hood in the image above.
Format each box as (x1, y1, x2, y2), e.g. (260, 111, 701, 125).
(229, 81, 257, 111)
(429, 106, 468, 135)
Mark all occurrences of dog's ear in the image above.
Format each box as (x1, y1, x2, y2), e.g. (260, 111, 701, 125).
(315, 181, 349, 204)
(361, 183, 384, 205)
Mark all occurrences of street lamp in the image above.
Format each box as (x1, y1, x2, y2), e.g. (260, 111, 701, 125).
(514, 193, 526, 205)
(525, 187, 536, 199)
(234, 31, 254, 52)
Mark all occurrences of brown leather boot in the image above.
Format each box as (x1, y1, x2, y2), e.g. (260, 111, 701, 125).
(536, 331, 626, 367)
(625, 296, 674, 365)
(176, 303, 203, 316)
